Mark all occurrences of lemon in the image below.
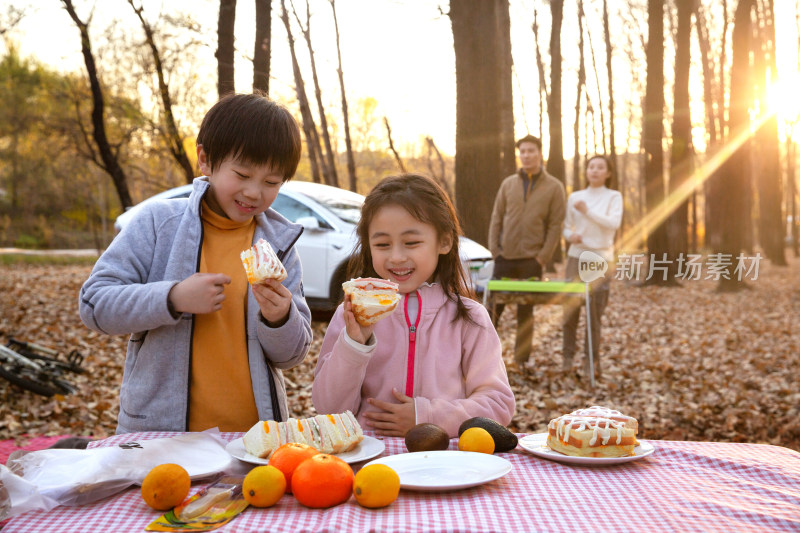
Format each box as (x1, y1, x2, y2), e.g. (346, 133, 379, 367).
(352, 464, 401, 508)
(243, 465, 286, 507)
(458, 427, 495, 454)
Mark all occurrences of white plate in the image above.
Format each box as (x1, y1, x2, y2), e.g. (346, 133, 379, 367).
(225, 435, 385, 465)
(518, 433, 655, 465)
(364, 450, 512, 491)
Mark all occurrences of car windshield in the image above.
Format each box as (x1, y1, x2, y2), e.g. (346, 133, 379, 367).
(295, 188, 363, 225)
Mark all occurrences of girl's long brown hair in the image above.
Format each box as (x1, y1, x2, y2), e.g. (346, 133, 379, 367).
(348, 174, 477, 324)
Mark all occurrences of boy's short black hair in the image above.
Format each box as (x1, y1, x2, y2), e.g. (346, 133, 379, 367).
(515, 134, 542, 150)
(196, 93, 302, 181)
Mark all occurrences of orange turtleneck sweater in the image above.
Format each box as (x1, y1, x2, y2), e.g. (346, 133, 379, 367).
(188, 199, 260, 432)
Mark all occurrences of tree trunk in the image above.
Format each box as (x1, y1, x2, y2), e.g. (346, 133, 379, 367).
(129, 1, 195, 184)
(253, 0, 270, 94)
(498, 0, 515, 177)
(572, 2, 586, 192)
(720, 0, 729, 141)
(61, 0, 132, 209)
(603, 0, 617, 190)
(667, 0, 693, 279)
(450, 0, 513, 246)
(280, 0, 322, 183)
(643, 0, 673, 285)
(329, 0, 357, 192)
(696, 1, 720, 249)
(547, 0, 564, 267)
(585, 18, 606, 155)
(788, 135, 799, 256)
(753, 0, 786, 265)
(715, 0, 755, 291)
(291, 0, 338, 188)
(217, 0, 236, 98)
(547, 0, 565, 185)
(695, 4, 718, 146)
(532, 7, 548, 138)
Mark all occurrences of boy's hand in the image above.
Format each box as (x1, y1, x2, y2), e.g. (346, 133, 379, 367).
(567, 233, 583, 244)
(574, 199, 588, 214)
(343, 293, 374, 345)
(363, 388, 416, 437)
(252, 278, 292, 326)
(169, 273, 231, 315)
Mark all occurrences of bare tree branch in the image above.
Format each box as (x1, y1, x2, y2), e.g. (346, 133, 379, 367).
(425, 136, 451, 199)
(128, 0, 195, 183)
(280, 0, 323, 183)
(383, 117, 406, 173)
(329, 0, 357, 191)
(60, 0, 132, 208)
(289, 0, 338, 187)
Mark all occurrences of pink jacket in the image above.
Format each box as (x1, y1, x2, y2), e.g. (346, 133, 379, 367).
(313, 284, 516, 437)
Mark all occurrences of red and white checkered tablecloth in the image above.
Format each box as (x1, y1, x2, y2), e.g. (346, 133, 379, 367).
(4, 432, 799, 532)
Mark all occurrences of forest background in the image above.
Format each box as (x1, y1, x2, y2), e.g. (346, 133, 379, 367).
(0, 0, 799, 448)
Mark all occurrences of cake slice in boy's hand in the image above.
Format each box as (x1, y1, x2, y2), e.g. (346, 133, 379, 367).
(240, 238, 288, 284)
(342, 278, 401, 326)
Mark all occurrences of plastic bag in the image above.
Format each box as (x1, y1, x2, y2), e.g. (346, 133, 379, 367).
(0, 431, 232, 519)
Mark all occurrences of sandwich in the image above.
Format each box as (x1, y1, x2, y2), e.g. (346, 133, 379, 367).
(243, 411, 364, 459)
(240, 238, 287, 284)
(342, 278, 401, 326)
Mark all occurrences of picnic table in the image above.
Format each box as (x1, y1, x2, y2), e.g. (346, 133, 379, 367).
(4, 431, 799, 532)
(482, 279, 597, 384)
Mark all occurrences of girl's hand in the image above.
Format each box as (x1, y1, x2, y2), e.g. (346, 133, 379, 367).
(568, 233, 583, 244)
(252, 278, 292, 326)
(169, 273, 231, 314)
(343, 293, 374, 345)
(363, 388, 416, 437)
(574, 200, 588, 214)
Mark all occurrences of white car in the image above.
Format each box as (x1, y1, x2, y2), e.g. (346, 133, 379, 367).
(114, 181, 494, 310)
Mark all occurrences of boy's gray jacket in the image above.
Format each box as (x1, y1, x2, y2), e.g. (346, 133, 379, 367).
(79, 178, 313, 434)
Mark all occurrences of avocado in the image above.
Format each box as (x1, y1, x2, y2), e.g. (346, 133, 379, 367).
(405, 423, 450, 452)
(457, 417, 518, 452)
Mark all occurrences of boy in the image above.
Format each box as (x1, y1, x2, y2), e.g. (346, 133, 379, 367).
(79, 93, 312, 434)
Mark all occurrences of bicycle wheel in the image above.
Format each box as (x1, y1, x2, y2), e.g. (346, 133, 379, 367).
(0, 364, 62, 396)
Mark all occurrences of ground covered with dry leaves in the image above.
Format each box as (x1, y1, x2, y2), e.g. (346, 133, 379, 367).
(1, 257, 798, 451)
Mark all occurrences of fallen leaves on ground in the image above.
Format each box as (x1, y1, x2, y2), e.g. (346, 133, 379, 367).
(1, 256, 798, 451)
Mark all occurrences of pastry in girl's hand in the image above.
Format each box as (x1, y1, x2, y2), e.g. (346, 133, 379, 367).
(342, 278, 401, 326)
(240, 238, 287, 284)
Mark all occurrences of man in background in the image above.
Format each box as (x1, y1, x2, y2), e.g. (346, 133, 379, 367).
(488, 134, 566, 366)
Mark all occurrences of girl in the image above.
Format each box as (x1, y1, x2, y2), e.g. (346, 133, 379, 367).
(312, 174, 515, 437)
(562, 155, 623, 379)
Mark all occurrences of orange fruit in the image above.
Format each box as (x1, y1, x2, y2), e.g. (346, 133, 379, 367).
(353, 464, 401, 508)
(458, 427, 495, 454)
(268, 442, 320, 494)
(242, 465, 286, 507)
(141, 463, 191, 511)
(291, 454, 354, 508)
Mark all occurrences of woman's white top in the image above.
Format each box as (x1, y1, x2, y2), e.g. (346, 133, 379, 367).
(562, 185, 623, 262)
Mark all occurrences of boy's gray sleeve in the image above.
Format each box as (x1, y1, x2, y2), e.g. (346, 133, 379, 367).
(256, 245, 312, 369)
(79, 216, 181, 335)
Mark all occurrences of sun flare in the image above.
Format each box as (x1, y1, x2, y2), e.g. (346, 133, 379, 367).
(767, 74, 800, 138)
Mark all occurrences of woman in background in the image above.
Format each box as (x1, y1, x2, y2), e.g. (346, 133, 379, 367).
(562, 155, 622, 380)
